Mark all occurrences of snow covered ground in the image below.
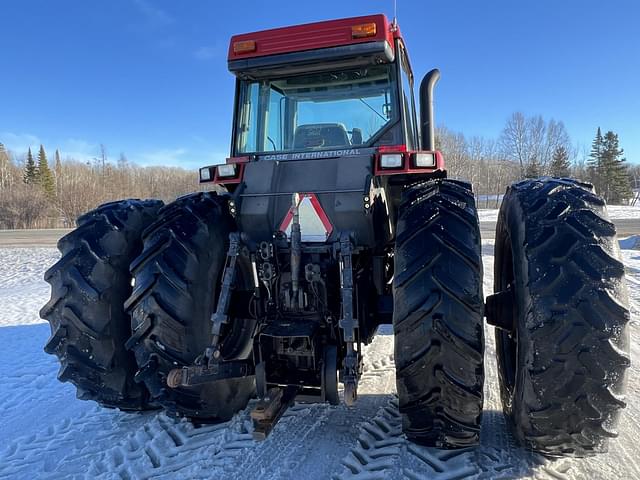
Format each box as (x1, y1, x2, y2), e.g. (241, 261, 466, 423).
(478, 204, 640, 223)
(0, 241, 639, 479)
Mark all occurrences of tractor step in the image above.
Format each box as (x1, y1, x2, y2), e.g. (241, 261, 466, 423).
(251, 386, 299, 441)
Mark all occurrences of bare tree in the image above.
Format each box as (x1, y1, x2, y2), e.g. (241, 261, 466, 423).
(0, 182, 49, 228)
(0, 143, 19, 190)
(499, 113, 571, 178)
(436, 127, 520, 208)
(435, 127, 468, 180)
(55, 160, 103, 226)
(500, 112, 529, 176)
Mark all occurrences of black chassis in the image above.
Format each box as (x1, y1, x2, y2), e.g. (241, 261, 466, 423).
(200, 152, 445, 403)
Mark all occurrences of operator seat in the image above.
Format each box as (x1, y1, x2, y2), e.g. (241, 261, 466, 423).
(293, 123, 350, 149)
(351, 128, 363, 145)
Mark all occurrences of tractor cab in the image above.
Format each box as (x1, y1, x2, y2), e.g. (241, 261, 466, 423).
(230, 15, 412, 156)
(200, 14, 443, 191)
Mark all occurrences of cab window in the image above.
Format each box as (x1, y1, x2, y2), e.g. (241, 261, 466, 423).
(399, 45, 419, 149)
(235, 65, 398, 155)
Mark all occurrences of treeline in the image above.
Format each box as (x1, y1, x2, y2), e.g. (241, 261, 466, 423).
(0, 144, 205, 229)
(437, 112, 636, 207)
(0, 113, 636, 228)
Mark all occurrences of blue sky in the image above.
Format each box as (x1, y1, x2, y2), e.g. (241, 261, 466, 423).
(1, 0, 639, 168)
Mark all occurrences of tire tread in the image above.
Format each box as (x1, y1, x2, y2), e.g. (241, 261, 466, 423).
(495, 177, 630, 456)
(393, 179, 484, 448)
(41, 199, 163, 410)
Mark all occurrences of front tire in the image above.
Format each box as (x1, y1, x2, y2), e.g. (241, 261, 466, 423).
(493, 177, 630, 456)
(41, 199, 163, 410)
(393, 179, 485, 448)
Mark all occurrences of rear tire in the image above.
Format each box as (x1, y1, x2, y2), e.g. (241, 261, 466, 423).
(393, 179, 484, 448)
(41, 199, 163, 410)
(126, 192, 256, 421)
(494, 177, 631, 456)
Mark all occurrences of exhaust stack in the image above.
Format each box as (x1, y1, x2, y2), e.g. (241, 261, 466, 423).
(419, 68, 440, 151)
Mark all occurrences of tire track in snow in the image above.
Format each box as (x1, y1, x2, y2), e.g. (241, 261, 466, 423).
(0, 407, 253, 480)
(232, 333, 398, 480)
(0, 332, 397, 480)
(0, 407, 145, 479)
(87, 413, 255, 479)
(333, 398, 403, 480)
(332, 323, 583, 480)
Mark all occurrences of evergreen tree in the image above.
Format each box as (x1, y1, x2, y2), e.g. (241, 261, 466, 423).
(600, 131, 632, 204)
(524, 155, 541, 178)
(549, 145, 571, 177)
(587, 127, 604, 193)
(37, 144, 56, 197)
(23, 147, 37, 184)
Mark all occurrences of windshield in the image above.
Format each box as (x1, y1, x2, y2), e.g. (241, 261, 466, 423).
(235, 65, 398, 155)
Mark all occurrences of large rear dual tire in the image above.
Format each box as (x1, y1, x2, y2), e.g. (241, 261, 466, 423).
(393, 177, 630, 456)
(493, 177, 630, 456)
(42, 193, 255, 422)
(41, 199, 163, 410)
(125, 192, 255, 421)
(393, 179, 485, 448)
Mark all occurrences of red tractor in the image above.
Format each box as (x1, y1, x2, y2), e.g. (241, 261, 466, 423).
(42, 14, 629, 455)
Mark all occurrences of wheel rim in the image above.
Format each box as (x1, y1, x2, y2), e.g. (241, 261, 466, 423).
(496, 231, 518, 399)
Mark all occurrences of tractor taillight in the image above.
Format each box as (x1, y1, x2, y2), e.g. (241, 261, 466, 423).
(213, 162, 244, 185)
(233, 40, 256, 54)
(380, 153, 403, 169)
(352, 23, 377, 39)
(216, 164, 238, 178)
(377, 145, 406, 169)
(199, 167, 213, 182)
(413, 152, 436, 167)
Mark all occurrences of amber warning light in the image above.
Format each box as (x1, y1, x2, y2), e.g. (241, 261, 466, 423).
(233, 40, 256, 54)
(351, 23, 377, 39)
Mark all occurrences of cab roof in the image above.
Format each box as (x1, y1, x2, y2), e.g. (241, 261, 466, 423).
(227, 14, 402, 62)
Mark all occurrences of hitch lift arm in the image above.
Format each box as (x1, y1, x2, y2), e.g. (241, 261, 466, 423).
(338, 233, 361, 406)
